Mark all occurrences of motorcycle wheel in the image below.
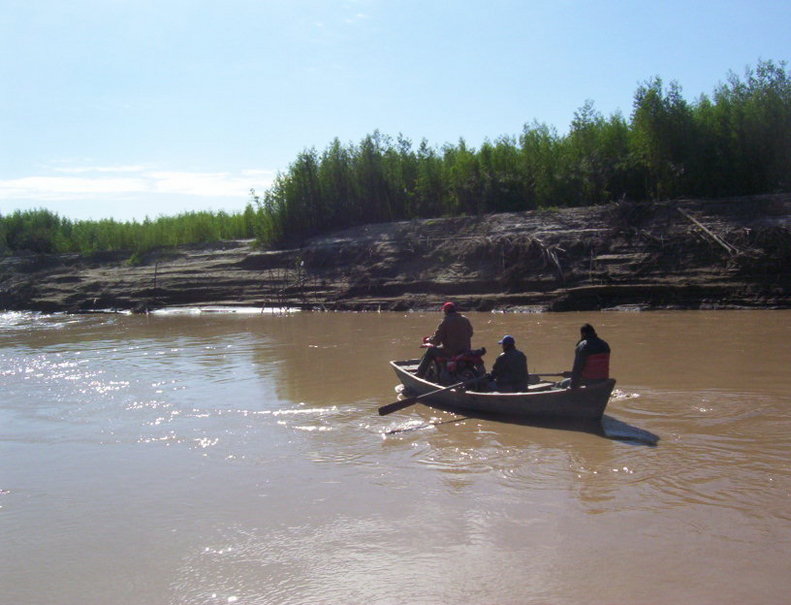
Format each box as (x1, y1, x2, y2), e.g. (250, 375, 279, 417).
(424, 360, 442, 384)
(457, 367, 480, 382)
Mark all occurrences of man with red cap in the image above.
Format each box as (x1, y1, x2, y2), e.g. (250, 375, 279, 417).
(416, 301, 474, 378)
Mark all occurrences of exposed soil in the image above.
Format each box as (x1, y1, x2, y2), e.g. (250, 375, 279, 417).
(2, 194, 790, 313)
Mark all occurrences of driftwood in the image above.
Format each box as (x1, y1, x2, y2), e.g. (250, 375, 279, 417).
(677, 208, 739, 255)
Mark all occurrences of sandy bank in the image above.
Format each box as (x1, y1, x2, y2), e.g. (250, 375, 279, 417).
(2, 194, 790, 313)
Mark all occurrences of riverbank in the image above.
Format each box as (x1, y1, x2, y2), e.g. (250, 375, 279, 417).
(1, 194, 790, 313)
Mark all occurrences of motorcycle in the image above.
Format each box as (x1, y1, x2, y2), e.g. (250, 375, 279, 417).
(420, 337, 487, 386)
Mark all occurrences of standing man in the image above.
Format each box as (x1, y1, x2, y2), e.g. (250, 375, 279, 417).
(489, 335, 528, 392)
(568, 323, 611, 389)
(416, 301, 473, 378)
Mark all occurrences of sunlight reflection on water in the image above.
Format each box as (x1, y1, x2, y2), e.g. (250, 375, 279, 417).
(1, 310, 791, 604)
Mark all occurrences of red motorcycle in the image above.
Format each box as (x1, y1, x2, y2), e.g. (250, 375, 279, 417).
(420, 337, 487, 385)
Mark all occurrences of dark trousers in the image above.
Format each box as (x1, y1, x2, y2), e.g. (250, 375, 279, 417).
(416, 347, 444, 378)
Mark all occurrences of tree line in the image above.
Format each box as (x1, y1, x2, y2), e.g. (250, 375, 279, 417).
(2, 60, 788, 255)
(256, 60, 790, 246)
(0, 207, 260, 255)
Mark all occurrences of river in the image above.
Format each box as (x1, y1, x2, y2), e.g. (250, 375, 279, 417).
(1, 309, 790, 605)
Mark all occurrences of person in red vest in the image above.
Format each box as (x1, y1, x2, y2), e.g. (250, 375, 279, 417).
(568, 323, 610, 389)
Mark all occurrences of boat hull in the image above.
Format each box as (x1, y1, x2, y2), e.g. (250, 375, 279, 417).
(390, 360, 614, 420)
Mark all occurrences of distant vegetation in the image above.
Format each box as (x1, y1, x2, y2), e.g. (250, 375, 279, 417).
(0, 208, 259, 255)
(1, 60, 788, 255)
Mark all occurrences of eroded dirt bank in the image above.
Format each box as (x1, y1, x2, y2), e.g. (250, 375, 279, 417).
(2, 195, 790, 313)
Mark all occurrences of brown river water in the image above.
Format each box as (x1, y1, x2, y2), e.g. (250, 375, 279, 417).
(1, 309, 790, 605)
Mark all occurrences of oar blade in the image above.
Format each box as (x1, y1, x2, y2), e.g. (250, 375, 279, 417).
(378, 396, 419, 416)
(378, 378, 474, 416)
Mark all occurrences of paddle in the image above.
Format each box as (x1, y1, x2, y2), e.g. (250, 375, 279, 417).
(378, 378, 479, 416)
(533, 372, 572, 378)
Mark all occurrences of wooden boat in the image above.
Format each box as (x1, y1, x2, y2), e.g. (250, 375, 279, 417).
(390, 359, 615, 420)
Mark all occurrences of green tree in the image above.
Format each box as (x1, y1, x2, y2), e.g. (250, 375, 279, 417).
(630, 77, 695, 199)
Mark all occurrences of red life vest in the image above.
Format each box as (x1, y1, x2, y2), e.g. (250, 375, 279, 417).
(581, 352, 610, 380)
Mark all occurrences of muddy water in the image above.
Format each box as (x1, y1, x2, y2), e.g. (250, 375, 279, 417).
(1, 309, 790, 605)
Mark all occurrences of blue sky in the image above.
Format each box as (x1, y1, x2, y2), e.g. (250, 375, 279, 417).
(1, 0, 788, 222)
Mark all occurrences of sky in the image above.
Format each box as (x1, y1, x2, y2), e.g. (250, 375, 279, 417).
(1, 0, 788, 222)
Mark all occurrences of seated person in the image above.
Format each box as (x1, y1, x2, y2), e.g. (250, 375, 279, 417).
(560, 323, 611, 389)
(488, 335, 528, 392)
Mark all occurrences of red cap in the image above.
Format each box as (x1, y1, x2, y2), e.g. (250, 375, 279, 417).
(441, 302, 456, 312)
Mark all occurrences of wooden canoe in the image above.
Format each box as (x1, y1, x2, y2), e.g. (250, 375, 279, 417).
(390, 359, 615, 420)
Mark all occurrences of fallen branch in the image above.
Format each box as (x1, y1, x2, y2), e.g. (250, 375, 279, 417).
(677, 208, 739, 255)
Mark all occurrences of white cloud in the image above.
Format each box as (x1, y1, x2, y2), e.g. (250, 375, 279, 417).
(0, 166, 276, 201)
(53, 165, 147, 174)
(345, 12, 369, 24)
(0, 165, 278, 220)
(148, 171, 262, 197)
(0, 176, 149, 199)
